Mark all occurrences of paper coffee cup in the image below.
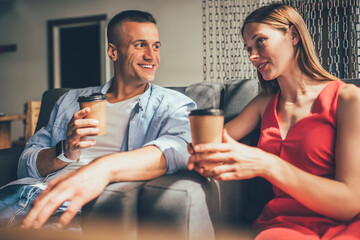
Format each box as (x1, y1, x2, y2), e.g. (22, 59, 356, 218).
(78, 93, 108, 136)
(189, 108, 225, 146)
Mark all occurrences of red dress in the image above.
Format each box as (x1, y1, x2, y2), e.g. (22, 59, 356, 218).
(255, 81, 360, 239)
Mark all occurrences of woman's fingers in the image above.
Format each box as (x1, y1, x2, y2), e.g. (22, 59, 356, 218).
(188, 130, 262, 181)
(193, 142, 227, 153)
(189, 151, 232, 164)
(192, 140, 245, 154)
(210, 163, 259, 181)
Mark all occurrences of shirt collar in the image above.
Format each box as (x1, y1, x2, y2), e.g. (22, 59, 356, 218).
(137, 83, 151, 110)
(101, 78, 152, 111)
(100, 78, 114, 94)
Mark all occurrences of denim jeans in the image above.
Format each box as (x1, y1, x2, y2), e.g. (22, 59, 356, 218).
(0, 184, 76, 228)
(0, 184, 43, 227)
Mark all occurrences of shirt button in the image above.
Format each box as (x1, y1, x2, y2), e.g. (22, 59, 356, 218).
(129, 147, 133, 150)
(131, 120, 135, 125)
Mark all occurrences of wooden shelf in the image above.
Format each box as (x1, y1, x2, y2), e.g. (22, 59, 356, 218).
(0, 114, 26, 149)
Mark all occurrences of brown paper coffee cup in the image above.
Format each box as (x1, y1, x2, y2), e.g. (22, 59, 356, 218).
(189, 108, 224, 146)
(78, 93, 107, 136)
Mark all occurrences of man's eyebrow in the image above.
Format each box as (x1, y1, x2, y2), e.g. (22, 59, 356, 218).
(133, 39, 146, 43)
(132, 40, 161, 45)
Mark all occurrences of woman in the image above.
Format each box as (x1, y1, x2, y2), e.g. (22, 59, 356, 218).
(188, 3, 360, 239)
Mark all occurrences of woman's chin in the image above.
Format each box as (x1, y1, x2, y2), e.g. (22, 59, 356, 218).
(262, 76, 275, 81)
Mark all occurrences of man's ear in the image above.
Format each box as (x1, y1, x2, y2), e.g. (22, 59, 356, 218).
(107, 43, 117, 61)
(289, 25, 300, 46)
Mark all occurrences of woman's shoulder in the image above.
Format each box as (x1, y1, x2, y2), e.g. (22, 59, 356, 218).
(254, 91, 274, 102)
(250, 91, 275, 113)
(337, 83, 360, 116)
(338, 83, 360, 103)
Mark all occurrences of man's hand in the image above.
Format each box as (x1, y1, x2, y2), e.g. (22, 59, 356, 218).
(36, 107, 101, 177)
(22, 160, 110, 229)
(64, 107, 100, 161)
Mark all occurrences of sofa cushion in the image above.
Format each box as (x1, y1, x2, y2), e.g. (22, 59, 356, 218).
(82, 181, 146, 239)
(138, 171, 218, 240)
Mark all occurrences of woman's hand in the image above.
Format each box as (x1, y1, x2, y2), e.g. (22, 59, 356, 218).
(187, 143, 223, 176)
(188, 129, 271, 181)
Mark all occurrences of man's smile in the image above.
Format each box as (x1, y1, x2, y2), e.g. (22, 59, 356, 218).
(139, 64, 155, 69)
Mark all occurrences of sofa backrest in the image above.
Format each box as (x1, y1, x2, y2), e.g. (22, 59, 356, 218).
(343, 79, 360, 87)
(36, 79, 360, 133)
(170, 79, 260, 117)
(168, 82, 224, 110)
(36, 80, 259, 133)
(222, 79, 260, 123)
(35, 88, 70, 132)
(35, 83, 226, 132)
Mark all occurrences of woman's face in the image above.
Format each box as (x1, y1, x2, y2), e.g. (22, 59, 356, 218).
(243, 22, 297, 81)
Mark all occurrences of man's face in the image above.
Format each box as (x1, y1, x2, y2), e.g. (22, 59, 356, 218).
(111, 21, 161, 84)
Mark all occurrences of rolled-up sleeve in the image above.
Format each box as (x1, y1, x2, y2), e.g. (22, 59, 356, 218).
(17, 84, 106, 179)
(144, 101, 196, 173)
(17, 99, 61, 179)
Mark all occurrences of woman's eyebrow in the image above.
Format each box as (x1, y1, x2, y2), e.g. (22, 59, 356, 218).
(244, 33, 258, 48)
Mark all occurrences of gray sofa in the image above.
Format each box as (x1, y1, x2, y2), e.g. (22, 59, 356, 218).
(1, 78, 359, 239)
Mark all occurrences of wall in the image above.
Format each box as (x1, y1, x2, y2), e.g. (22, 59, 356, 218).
(0, 0, 203, 142)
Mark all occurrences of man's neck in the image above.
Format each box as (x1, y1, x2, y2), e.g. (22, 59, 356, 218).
(106, 80, 147, 103)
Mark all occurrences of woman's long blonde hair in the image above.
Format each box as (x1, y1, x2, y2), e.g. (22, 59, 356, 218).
(241, 3, 339, 95)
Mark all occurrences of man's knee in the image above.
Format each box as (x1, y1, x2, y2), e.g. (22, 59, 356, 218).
(0, 185, 41, 227)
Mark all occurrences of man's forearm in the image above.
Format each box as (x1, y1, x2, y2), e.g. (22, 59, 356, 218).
(36, 147, 69, 177)
(95, 145, 167, 182)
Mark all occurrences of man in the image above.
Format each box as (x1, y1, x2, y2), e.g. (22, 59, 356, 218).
(0, 10, 195, 229)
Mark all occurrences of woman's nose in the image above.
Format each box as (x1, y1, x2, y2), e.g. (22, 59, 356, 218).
(249, 50, 259, 62)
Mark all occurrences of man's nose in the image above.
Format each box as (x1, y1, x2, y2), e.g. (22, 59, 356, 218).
(144, 47, 155, 60)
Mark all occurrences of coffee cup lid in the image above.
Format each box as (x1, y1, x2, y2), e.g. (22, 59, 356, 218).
(78, 93, 108, 102)
(189, 108, 224, 116)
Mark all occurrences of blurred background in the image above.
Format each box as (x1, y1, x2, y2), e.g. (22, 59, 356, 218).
(0, 0, 204, 144)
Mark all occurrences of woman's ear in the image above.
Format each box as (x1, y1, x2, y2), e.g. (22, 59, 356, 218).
(289, 25, 300, 46)
(107, 43, 117, 62)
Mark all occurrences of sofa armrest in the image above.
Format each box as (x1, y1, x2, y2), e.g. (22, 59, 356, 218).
(0, 146, 24, 187)
(82, 181, 147, 239)
(138, 171, 218, 240)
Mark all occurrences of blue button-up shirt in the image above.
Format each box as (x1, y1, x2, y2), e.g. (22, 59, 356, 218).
(17, 79, 196, 181)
